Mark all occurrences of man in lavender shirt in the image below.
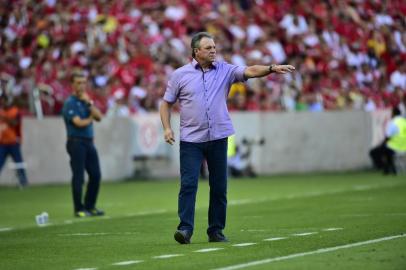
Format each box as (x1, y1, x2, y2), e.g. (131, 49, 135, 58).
(160, 32, 295, 244)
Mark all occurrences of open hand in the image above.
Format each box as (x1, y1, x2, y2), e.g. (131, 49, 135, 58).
(273, 65, 295, 74)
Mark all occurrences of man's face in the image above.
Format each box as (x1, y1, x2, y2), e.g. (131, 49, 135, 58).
(72, 76, 87, 95)
(195, 37, 216, 63)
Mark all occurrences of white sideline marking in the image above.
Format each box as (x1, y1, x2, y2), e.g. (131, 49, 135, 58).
(194, 248, 224, 253)
(153, 254, 184, 259)
(292, 232, 318, 236)
(228, 182, 403, 207)
(229, 199, 255, 205)
(263, 237, 286, 241)
(353, 185, 374, 191)
(60, 233, 108, 236)
(0, 227, 13, 232)
(112, 260, 143, 266)
(59, 232, 138, 237)
(233, 243, 257, 247)
(212, 234, 406, 270)
(73, 268, 97, 270)
(125, 209, 168, 217)
(385, 213, 406, 216)
(59, 209, 168, 228)
(323, 228, 343, 232)
(342, 214, 371, 217)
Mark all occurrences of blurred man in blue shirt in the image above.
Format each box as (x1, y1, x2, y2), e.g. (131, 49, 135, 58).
(62, 71, 104, 217)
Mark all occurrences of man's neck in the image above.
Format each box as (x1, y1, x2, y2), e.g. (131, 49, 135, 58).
(72, 91, 81, 98)
(196, 59, 212, 71)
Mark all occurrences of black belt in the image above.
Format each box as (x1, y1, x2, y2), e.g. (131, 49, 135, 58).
(68, 137, 93, 142)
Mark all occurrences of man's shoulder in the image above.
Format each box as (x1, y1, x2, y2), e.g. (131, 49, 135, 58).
(62, 96, 78, 111)
(170, 63, 195, 81)
(394, 116, 406, 123)
(214, 60, 228, 66)
(173, 63, 194, 73)
(214, 60, 239, 70)
(63, 96, 76, 104)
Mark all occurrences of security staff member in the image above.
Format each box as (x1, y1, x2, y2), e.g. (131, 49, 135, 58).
(370, 107, 406, 174)
(62, 72, 104, 217)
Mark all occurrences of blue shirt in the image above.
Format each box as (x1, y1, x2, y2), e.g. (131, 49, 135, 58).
(163, 59, 246, 142)
(62, 95, 94, 138)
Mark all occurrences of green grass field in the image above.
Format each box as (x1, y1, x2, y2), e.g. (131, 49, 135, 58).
(0, 171, 405, 270)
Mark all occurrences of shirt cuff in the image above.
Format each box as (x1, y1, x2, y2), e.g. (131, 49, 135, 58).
(235, 66, 248, 82)
(163, 92, 177, 103)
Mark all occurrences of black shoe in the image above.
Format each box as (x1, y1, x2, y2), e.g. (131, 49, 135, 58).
(208, 232, 229, 242)
(86, 208, 105, 216)
(18, 180, 29, 189)
(75, 210, 92, 218)
(174, 230, 192, 244)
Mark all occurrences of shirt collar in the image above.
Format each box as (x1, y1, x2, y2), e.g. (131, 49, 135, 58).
(192, 58, 217, 70)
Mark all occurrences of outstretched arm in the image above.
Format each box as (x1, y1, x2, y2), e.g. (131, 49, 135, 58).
(244, 64, 295, 79)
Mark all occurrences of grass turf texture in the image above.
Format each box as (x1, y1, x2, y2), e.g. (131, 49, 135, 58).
(0, 171, 405, 270)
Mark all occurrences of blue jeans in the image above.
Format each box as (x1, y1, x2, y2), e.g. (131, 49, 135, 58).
(178, 138, 228, 235)
(0, 144, 28, 186)
(66, 138, 101, 212)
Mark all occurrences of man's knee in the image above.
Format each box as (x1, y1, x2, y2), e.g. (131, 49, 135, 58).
(180, 178, 198, 193)
(89, 171, 101, 182)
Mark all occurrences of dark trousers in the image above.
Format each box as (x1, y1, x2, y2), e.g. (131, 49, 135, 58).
(0, 143, 28, 186)
(178, 138, 228, 235)
(66, 138, 101, 212)
(369, 143, 396, 174)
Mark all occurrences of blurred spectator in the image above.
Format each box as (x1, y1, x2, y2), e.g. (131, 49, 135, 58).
(0, 0, 406, 114)
(390, 62, 406, 91)
(106, 89, 130, 117)
(0, 94, 28, 187)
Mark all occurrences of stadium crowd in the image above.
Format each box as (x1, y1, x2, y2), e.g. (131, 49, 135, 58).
(1, 0, 406, 116)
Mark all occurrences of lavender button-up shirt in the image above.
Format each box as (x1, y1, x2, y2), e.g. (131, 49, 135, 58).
(164, 59, 246, 143)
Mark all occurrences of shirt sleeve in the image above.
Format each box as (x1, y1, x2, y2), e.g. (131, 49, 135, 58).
(63, 101, 79, 122)
(225, 62, 247, 83)
(385, 120, 399, 137)
(163, 72, 180, 104)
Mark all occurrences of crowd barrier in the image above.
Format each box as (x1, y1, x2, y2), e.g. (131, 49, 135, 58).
(0, 110, 391, 185)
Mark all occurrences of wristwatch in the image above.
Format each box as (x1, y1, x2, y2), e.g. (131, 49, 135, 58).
(269, 64, 277, 73)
